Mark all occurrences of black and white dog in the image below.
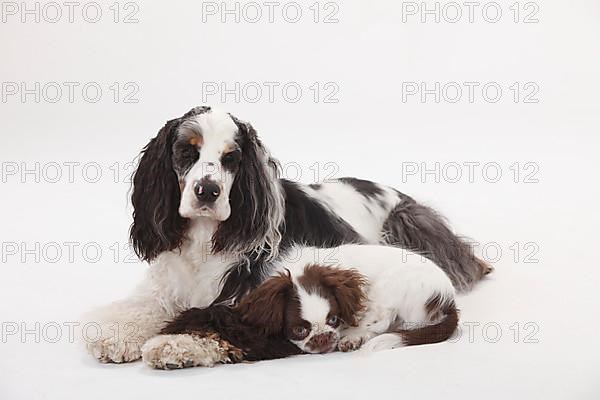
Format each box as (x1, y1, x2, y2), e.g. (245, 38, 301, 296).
(85, 106, 489, 365)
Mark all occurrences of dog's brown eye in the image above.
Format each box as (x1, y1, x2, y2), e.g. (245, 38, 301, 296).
(172, 141, 200, 174)
(221, 150, 240, 165)
(327, 315, 339, 327)
(293, 326, 309, 339)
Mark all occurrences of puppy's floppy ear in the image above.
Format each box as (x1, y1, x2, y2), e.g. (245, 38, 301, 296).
(237, 272, 293, 336)
(212, 116, 284, 259)
(306, 264, 367, 327)
(129, 117, 188, 262)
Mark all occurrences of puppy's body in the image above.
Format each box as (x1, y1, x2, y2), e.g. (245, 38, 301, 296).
(274, 244, 458, 351)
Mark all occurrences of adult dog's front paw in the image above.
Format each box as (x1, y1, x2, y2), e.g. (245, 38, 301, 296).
(86, 335, 143, 363)
(141, 334, 230, 369)
(338, 335, 366, 352)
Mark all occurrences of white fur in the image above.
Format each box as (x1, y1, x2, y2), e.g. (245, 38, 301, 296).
(84, 219, 236, 363)
(296, 284, 330, 323)
(358, 333, 405, 352)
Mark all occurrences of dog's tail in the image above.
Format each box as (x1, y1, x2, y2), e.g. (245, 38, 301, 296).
(360, 294, 459, 352)
(382, 199, 492, 292)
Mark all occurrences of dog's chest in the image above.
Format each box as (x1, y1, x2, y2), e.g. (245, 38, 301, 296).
(173, 222, 234, 308)
(185, 254, 233, 308)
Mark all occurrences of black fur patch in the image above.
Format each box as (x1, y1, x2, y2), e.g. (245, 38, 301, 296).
(279, 179, 363, 250)
(220, 148, 242, 173)
(172, 138, 200, 176)
(129, 118, 189, 262)
(338, 177, 384, 198)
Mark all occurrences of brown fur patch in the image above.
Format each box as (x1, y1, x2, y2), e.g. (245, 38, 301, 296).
(398, 293, 459, 346)
(297, 264, 367, 326)
(223, 142, 238, 153)
(189, 135, 203, 147)
(236, 272, 294, 336)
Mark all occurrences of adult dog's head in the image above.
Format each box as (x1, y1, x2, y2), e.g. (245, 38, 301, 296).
(130, 106, 284, 262)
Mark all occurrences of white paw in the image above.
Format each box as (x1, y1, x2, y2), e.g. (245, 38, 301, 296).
(141, 334, 230, 369)
(82, 300, 160, 363)
(86, 334, 143, 363)
(338, 335, 366, 352)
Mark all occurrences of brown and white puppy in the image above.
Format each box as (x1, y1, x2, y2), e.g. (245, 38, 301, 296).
(260, 248, 460, 355)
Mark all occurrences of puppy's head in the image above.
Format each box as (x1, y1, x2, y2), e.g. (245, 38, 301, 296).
(238, 264, 367, 354)
(130, 106, 284, 262)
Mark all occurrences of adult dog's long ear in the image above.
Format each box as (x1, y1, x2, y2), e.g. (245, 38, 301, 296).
(304, 264, 368, 327)
(212, 116, 284, 259)
(237, 272, 293, 336)
(130, 118, 188, 262)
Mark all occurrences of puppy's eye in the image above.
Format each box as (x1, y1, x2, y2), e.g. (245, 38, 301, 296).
(293, 326, 309, 339)
(327, 315, 339, 327)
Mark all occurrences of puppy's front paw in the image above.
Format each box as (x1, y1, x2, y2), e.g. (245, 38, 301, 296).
(86, 335, 143, 363)
(338, 335, 366, 352)
(141, 334, 230, 369)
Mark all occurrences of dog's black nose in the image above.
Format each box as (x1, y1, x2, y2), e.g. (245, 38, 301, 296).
(194, 180, 221, 203)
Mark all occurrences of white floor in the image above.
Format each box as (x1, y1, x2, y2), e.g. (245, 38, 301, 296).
(1, 252, 599, 399)
(2, 0, 599, 398)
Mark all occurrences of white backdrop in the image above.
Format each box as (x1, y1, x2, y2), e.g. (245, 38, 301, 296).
(1, 0, 599, 399)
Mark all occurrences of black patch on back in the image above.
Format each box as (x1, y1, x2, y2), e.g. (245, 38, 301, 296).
(308, 183, 322, 190)
(279, 179, 363, 250)
(338, 177, 384, 199)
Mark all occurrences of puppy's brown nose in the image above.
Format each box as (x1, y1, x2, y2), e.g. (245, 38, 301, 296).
(307, 332, 337, 353)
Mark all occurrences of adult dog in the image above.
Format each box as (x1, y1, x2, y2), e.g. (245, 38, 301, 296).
(85, 106, 489, 364)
